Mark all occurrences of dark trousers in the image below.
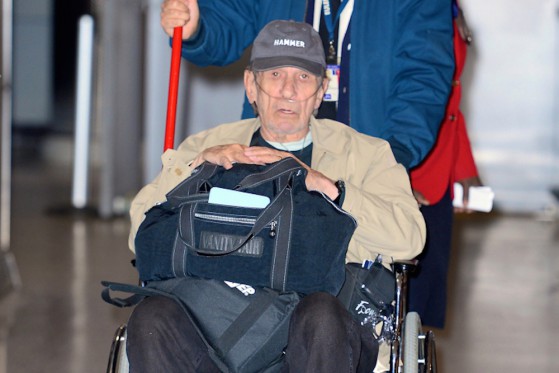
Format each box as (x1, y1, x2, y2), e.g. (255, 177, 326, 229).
(127, 292, 378, 373)
(408, 188, 453, 329)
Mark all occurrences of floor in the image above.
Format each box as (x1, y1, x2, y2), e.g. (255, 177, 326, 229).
(1, 138, 559, 373)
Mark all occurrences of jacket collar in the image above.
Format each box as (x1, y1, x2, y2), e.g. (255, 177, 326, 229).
(309, 116, 346, 159)
(242, 116, 345, 160)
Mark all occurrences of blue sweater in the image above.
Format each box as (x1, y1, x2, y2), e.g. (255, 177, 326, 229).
(180, 0, 454, 169)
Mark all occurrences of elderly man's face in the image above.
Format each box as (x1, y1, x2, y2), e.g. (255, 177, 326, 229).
(245, 66, 328, 142)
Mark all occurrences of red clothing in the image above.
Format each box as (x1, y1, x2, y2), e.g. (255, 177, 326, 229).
(410, 22, 478, 204)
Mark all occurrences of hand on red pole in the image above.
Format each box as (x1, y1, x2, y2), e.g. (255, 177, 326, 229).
(160, 0, 200, 40)
(161, 1, 199, 151)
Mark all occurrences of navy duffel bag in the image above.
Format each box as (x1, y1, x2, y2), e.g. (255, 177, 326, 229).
(135, 157, 357, 296)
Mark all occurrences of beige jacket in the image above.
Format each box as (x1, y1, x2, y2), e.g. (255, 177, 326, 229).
(129, 117, 426, 263)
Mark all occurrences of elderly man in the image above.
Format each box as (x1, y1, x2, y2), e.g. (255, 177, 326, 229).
(127, 20, 425, 373)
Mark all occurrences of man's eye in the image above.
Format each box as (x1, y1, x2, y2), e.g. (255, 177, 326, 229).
(300, 73, 309, 80)
(271, 71, 280, 77)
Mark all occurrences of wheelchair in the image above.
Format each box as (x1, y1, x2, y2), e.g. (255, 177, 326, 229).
(106, 260, 437, 373)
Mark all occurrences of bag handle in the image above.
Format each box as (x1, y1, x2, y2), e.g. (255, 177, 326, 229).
(182, 183, 292, 256)
(166, 162, 219, 207)
(235, 157, 305, 191)
(101, 280, 177, 308)
(167, 159, 304, 208)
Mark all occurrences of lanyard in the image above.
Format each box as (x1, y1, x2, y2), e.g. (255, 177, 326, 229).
(322, 0, 348, 61)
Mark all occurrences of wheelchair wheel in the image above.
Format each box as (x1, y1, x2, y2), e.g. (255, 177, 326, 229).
(402, 312, 422, 373)
(107, 324, 129, 373)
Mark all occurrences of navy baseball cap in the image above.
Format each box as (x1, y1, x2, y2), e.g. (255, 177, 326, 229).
(250, 20, 326, 76)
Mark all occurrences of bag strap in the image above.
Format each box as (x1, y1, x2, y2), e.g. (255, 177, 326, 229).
(268, 187, 293, 291)
(166, 162, 219, 207)
(101, 281, 161, 307)
(215, 288, 277, 356)
(235, 157, 305, 191)
(166, 159, 304, 208)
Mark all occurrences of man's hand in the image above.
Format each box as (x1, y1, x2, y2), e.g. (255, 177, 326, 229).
(244, 147, 338, 200)
(412, 190, 430, 207)
(193, 146, 339, 200)
(243, 146, 289, 165)
(160, 0, 200, 40)
(191, 144, 253, 170)
(305, 169, 339, 200)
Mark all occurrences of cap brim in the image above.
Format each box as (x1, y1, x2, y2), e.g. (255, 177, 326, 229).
(251, 56, 324, 76)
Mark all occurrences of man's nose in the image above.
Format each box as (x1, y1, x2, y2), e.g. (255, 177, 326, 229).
(280, 77, 297, 100)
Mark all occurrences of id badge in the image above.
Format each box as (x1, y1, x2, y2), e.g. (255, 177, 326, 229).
(324, 64, 340, 102)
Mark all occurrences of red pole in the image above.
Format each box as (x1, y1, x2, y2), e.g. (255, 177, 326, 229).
(164, 27, 183, 151)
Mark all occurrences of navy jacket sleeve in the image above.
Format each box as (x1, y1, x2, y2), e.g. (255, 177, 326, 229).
(350, 0, 455, 169)
(180, 0, 305, 67)
(179, 1, 259, 66)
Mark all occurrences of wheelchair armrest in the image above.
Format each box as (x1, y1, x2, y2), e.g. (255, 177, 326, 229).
(391, 259, 418, 275)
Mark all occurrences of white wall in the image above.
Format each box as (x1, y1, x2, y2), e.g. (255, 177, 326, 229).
(460, 0, 559, 213)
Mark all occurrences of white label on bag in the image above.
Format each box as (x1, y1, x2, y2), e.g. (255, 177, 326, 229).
(224, 281, 256, 296)
(209, 187, 270, 208)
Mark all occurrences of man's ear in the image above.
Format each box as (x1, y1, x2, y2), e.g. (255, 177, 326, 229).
(244, 70, 257, 103)
(314, 76, 329, 109)
(323, 76, 329, 92)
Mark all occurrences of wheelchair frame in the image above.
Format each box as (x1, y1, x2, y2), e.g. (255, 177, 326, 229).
(107, 324, 129, 373)
(105, 260, 437, 373)
(391, 260, 438, 373)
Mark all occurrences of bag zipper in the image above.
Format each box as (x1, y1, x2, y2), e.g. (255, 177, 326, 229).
(194, 213, 278, 237)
